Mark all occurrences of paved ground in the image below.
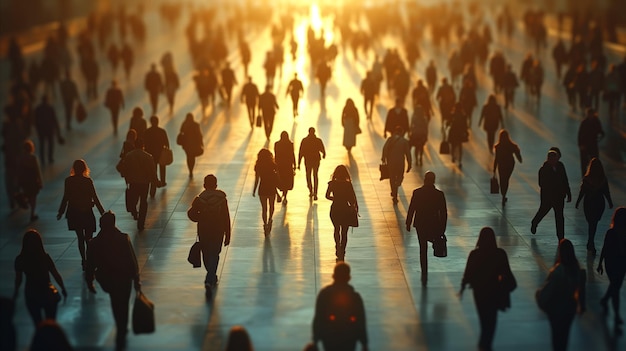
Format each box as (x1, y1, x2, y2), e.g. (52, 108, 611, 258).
(1, 3, 626, 351)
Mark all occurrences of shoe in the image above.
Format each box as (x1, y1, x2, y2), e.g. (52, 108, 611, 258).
(530, 223, 537, 235)
(283, 197, 288, 204)
(276, 195, 282, 203)
(137, 223, 145, 231)
(313, 194, 318, 201)
(205, 288, 213, 300)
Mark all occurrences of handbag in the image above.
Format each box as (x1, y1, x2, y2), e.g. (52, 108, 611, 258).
(176, 132, 185, 146)
(76, 103, 87, 123)
(159, 148, 173, 166)
(490, 176, 500, 194)
(256, 115, 262, 127)
(379, 163, 389, 181)
(439, 140, 450, 155)
(346, 205, 359, 227)
(132, 291, 155, 334)
(47, 283, 61, 305)
(188, 237, 202, 268)
(432, 234, 447, 257)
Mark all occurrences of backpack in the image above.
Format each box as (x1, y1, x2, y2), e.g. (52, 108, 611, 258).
(188, 194, 223, 223)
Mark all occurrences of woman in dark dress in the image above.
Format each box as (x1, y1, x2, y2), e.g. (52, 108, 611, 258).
(597, 207, 626, 326)
(274, 131, 295, 204)
(57, 159, 105, 270)
(325, 165, 358, 261)
(447, 102, 468, 167)
(493, 129, 522, 206)
(341, 98, 360, 152)
(460, 227, 516, 351)
(253, 148, 278, 234)
(17, 139, 43, 221)
(575, 157, 613, 255)
(13, 230, 67, 326)
(178, 113, 204, 178)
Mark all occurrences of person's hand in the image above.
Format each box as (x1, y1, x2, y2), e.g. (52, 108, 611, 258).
(597, 264, 604, 275)
(406, 224, 411, 232)
(87, 284, 97, 294)
(252, 191, 256, 197)
(134, 281, 142, 292)
(224, 238, 230, 246)
(566, 195, 572, 203)
(62, 288, 67, 302)
(406, 166, 411, 173)
(56, 213, 62, 220)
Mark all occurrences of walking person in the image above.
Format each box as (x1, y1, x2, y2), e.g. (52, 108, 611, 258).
(187, 174, 231, 299)
(459, 227, 516, 351)
(259, 85, 279, 140)
(59, 71, 79, 131)
(298, 127, 326, 200)
(312, 262, 369, 351)
(34, 95, 63, 166)
(502, 64, 519, 110)
(119, 129, 137, 160)
(178, 113, 203, 178)
(575, 158, 613, 255)
(409, 105, 428, 166)
(17, 140, 43, 221)
(85, 211, 141, 350)
(252, 148, 279, 235)
(384, 98, 409, 138)
(597, 207, 626, 326)
(447, 102, 469, 167)
(220, 62, 237, 106)
(478, 95, 503, 152)
(104, 80, 125, 135)
(144, 63, 163, 115)
(406, 171, 447, 287)
(382, 126, 411, 204)
(341, 98, 360, 152)
(241, 76, 259, 127)
(286, 73, 304, 117)
(537, 239, 586, 351)
(531, 149, 572, 240)
(129, 107, 147, 142)
(163, 68, 180, 116)
(493, 130, 522, 206)
(144, 116, 170, 195)
(13, 230, 67, 326)
(325, 165, 358, 261)
(57, 160, 106, 271)
(577, 108, 604, 176)
(274, 131, 296, 204)
(360, 71, 377, 119)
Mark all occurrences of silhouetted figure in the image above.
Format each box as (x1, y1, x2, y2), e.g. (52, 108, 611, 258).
(253, 149, 279, 235)
(531, 149, 571, 240)
(436, 78, 456, 127)
(360, 71, 377, 119)
(239, 39, 251, 77)
(57, 160, 105, 270)
(316, 60, 332, 99)
(326, 165, 358, 261)
(597, 207, 626, 326)
(575, 158, 613, 255)
(120, 43, 133, 81)
(187, 174, 231, 299)
(117, 139, 157, 231)
(478, 95, 503, 152)
(274, 131, 296, 203)
(493, 130, 522, 206)
(577, 108, 604, 176)
(34, 95, 62, 165)
(459, 80, 477, 125)
(30, 319, 73, 351)
(406, 171, 447, 287)
(263, 51, 277, 88)
(382, 126, 411, 204)
(107, 43, 120, 74)
(286, 73, 304, 117)
(489, 51, 506, 93)
(17, 140, 42, 221)
(8, 36, 25, 80)
(539, 239, 585, 351)
(409, 105, 428, 166)
(298, 127, 326, 200)
(259, 85, 279, 140)
(604, 64, 622, 119)
(85, 211, 141, 350)
(193, 69, 212, 117)
(128, 107, 147, 141)
(241, 76, 260, 127)
(312, 262, 368, 351)
(59, 71, 79, 131)
(144, 116, 170, 195)
(120, 129, 137, 161)
(0, 297, 16, 351)
(384, 98, 409, 138)
(144, 63, 163, 115)
(13, 230, 67, 326)
(502, 65, 519, 109)
(225, 325, 254, 351)
(178, 113, 203, 178)
(460, 227, 516, 351)
(220, 62, 237, 106)
(447, 102, 469, 167)
(552, 40, 567, 79)
(81, 54, 99, 100)
(411, 80, 432, 122)
(163, 68, 180, 116)
(341, 98, 360, 152)
(425, 60, 437, 93)
(104, 80, 125, 135)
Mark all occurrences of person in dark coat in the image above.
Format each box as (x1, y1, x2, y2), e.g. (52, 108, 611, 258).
(59, 71, 79, 131)
(460, 227, 516, 351)
(341, 98, 360, 152)
(502, 64, 519, 109)
(436, 78, 456, 126)
(258, 85, 279, 140)
(316, 60, 331, 99)
(34, 95, 62, 165)
(17, 140, 42, 221)
(575, 158, 613, 255)
(253, 148, 279, 234)
(85, 211, 141, 350)
(597, 207, 626, 326)
(406, 171, 447, 287)
(326, 165, 358, 261)
(143, 116, 170, 194)
(478, 95, 504, 152)
(447, 102, 469, 167)
(312, 262, 368, 351)
(13, 230, 67, 326)
(120, 43, 133, 81)
(81, 54, 99, 100)
(409, 105, 428, 166)
(531, 149, 572, 240)
(382, 126, 411, 204)
(187, 174, 231, 299)
(57, 159, 105, 270)
(493, 130, 522, 206)
(459, 80, 477, 125)
(144, 63, 163, 115)
(30, 319, 73, 351)
(163, 68, 180, 116)
(241, 76, 260, 127)
(274, 131, 296, 203)
(178, 113, 203, 178)
(384, 98, 409, 138)
(298, 127, 326, 200)
(286, 73, 304, 118)
(411, 80, 432, 121)
(104, 80, 125, 135)
(220, 62, 237, 106)
(577, 108, 604, 176)
(360, 71, 377, 119)
(128, 107, 147, 142)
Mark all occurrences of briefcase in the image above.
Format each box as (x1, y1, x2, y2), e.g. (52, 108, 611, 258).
(132, 291, 155, 334)
(159, 148, 173, 166)
(490, 176, 500, 194)
(439, 140, 450, 155)
(433, 234, 448, 258)
(379, 163, 389, 181)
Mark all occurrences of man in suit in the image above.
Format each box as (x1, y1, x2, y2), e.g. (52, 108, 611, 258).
(104, 80, 125, 135)
(143, 116, 170, 194)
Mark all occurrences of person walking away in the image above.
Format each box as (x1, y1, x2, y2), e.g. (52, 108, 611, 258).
(384, 98, 409, 138)
(341, 98, 360, 152)
(104, 80, 125, 135)
(187, 174, 231, 299)
(144, 116, 170, 195)
(478, 95, 503, 152)
(382, 126, 411, 204)
(144, 63, 163, 115)
(406, 171, 447, 287)
(128, 107, 147, 142)
(259, 85, 279, 140)
(17, 140, 43, 221)
(274, 131, 296, 204)
(286, 73, 304, 117)
(502, 65, 519, 110)
(59, 71, 79, 131)
(597, 207, 626, 326)
(531, 149, 571, 239)
(241, 76, 260, 127)
(312, 262, 368, 351)
(459, 227, 516, 351)
(178, 113, 203, 178)
(326, 165, 358, 261)
(57, 159, 105, 270)
(409, 105, 428, 166)
(34, 95, 63, 165)
(252, 149, 279, 234)
(575, 158, 613, 255)
(163, 68, 180, 116)
(220, 62, 237, 106)
(447, 102, 469, 167)
(298, 127, 326, 200)
(360, 71, 377, 119)
(85, 211, 141, 350)
(577, 108, 604, 176)
(493, 130, 522, 206)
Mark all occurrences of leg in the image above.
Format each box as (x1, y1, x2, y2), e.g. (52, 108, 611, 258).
(305, 164, 313, 195)
(312, 164, 319, 198)
(553, 198, 565, 240)
(333, 225, 341, 256)
(112, 109, 120, 135)
(587, 220, 598, 252)
(548, 312, 575, 351)
(159, 164, 166, 185)
(417, 230, 428, 286)
(475, 297, 498, 350)
(200, 236, 223, 288)
(25, 297, 43, 326)
(109, 281, 133, 349)
(268, 193, 275, 223)
(487, 131, 495, 152)
(75, 229, 87, 264)
(260, 196, 268, 225)
(498, 165, 514, 197)
(186, 153, 195, 177)
(531, 198, 552, 233)
(28, 193, 38, 220)
(63, 102, 72, 130)
(340, 225, 349, 255)
(42, 297, 58, 321)
(136, 183, 149, 230)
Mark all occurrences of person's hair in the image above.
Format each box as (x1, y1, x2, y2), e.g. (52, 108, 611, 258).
(126, 129, 137, 142)
(70, 159, 90, 177)
(583, 157, 606, 185)
(549, 146, 561, 158)
(476, 227, 497, 250)
(424, 171, 435, 185)
(132, 107, 143, 118)
(31, 319, 73, 351)
(345, 98, 355, 108)
(610, 207, 626, 231)
(99, 211, 116, 229)
(23, 139, 35, 154)
(308, 127, 315, 134)
(185, 112, 194, 122)
(555, 238, 580, 270)
(204, 174, 217, 189)
(487, 94, 497, 105)
(280, 131, 289, 141)
(150, 116, 158, 126)
(224, 326, 253, 351)
(20, 229, 46, 259)
(547, 150, 559, 161)
(255, 148, 275, 172)
(331, 165, 351, 182)
(494, 129, 518, 150)
(333, 262, 351, 283)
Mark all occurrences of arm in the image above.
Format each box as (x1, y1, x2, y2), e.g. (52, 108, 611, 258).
(493, 152, 498, 174)
(319, 139, 326, 159)
(298, 143, 303, 169)
(57, 180, 69, 220)
(223, 200, 231, 246)
(49, 260, 67, 301)
(91, 180, 105, 215)
(597, 231, 609, 274)
(404, 141, 412, 172)
(252, 173, 259, 196)
(405, 192, 416, 231)
(575, 183, 584, 208)
(604, 182, 613, 208)
(440, 192, 448, 233)
(126, 236, 141, 291)
(514, 147, 522, 163)
(325, 182, 333, 201)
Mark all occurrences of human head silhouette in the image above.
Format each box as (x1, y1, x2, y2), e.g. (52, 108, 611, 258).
(204, 174, 217, 190)
(333, 262, 351, 284)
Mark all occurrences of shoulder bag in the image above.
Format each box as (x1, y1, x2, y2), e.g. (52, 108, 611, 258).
(433, 234, 447, 257)
(132, 291, 155, 334)
(159, 147, 173, 166)
(188, 236, 202, 268)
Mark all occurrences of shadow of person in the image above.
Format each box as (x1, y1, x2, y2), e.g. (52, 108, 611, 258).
(263, 238, 275, 273)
